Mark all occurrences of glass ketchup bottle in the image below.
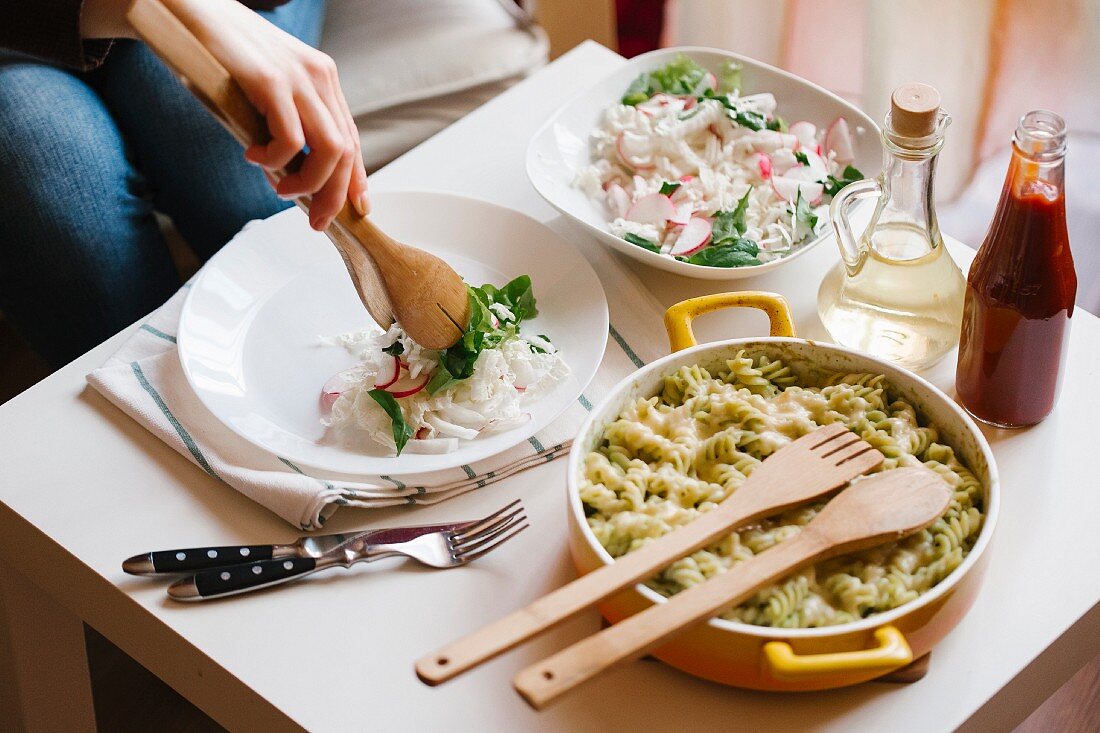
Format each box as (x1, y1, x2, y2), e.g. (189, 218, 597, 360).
(955, 111, 1076, 427)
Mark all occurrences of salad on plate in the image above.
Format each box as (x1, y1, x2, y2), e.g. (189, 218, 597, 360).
(321, 275, 569, 456)
(574, 54, 865, 268)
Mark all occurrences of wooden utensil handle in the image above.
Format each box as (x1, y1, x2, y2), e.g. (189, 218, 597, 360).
(512, 535, 819, 709)
(416, 489, 764, 684)
(127, 0, 396, 328)
(127, 0, 269, 151)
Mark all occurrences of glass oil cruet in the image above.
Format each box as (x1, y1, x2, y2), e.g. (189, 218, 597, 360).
(817, 83, 967, 370)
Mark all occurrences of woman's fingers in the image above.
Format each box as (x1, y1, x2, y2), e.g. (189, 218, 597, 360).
(329, 69, 370, 216)
(274, 88, 343, 202)
(309, 138, 354, 230)
(243, 80, 306, 170)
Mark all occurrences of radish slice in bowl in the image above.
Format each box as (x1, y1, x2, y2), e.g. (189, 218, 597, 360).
(626, 193, 676, 225)
(374, 353, 400, 389)
(771, 175, 825, 205)
(749, 152, 773, 179)
(670, 202, 695, 226)
(386, 371, 430, 398)
(606, 183, 631, 218)
(669, 217, 712, 257)
(826, 118, 855, 165)
(789, 121, 817, 149)
(321, 369, 356, 410)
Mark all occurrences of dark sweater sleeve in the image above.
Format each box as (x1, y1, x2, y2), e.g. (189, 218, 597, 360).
(0, 0, 293, 72)
(0, 0, 114, 70)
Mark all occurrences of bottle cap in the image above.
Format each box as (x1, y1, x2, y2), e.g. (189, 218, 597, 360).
(890, 83, 941, 137)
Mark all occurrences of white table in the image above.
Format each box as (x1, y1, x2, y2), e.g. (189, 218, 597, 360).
(1, 42, 1097, 733)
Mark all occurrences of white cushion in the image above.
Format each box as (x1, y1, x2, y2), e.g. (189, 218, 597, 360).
(352, 77, 516, 171)
(322, 0, 548, 117)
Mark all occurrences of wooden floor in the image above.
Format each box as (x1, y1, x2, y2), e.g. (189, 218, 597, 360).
(3, 321, 1098, 730)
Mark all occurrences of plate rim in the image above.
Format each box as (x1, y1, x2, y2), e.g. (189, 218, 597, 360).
(177, 189, 610, 476)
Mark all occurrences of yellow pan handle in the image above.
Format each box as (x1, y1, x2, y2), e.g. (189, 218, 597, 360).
(762, 626, 912, 681)
(663, 292, 795, 352)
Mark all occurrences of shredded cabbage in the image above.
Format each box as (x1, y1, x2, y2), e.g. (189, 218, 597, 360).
(321, 277, 569, 455)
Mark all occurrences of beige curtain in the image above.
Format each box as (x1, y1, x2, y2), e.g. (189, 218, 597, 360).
(667, 0, 1100, 201)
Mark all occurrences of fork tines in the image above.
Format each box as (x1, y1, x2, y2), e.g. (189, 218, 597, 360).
(810, 423, 881, 469)
(450, 501, 529, 564)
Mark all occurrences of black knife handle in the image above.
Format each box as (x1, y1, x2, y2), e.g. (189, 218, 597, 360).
(124, 545, 276, 575)
(172, 557, 319, 600)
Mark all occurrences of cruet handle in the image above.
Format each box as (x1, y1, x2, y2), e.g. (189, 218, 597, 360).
(830, 178, 882, 276)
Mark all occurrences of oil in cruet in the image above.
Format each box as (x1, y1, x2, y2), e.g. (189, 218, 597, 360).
(818, 83, 967, 370)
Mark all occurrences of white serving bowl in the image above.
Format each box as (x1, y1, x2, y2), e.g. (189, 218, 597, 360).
(526, 47, 881, 280)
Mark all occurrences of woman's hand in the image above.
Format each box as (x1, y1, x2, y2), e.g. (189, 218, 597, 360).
(141, 0, 370, 230)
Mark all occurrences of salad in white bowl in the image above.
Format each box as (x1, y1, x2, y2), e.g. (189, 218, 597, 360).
(573, 54, 865, 269)
(321, 275, 569, 456)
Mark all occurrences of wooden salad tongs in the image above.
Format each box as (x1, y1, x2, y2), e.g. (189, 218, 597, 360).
(514, 466, 952, 708)
(126, 0, 469, 349)
(416, 423, 883, 684)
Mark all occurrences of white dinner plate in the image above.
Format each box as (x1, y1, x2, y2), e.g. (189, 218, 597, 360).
(526, 47, 881, 280)
(177, 191, 608, 476)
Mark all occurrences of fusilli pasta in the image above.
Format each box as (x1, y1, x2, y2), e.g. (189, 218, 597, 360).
(580, 351, 985, 628)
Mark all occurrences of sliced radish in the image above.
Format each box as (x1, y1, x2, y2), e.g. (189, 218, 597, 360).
(785, 166, 825, 183)
(617, 131, 654, 170)
(385, 371, 429, 398)
(669, 202, 694, 226)
(625, 193, 676, 225)
(801, 149, 828, 173)
(321, 369, 356, 409)
(373, 353, 400, 389)
(789, 121, 817, 150)
(750, 152, 773, 179)
(771, 176, 825, 205)
(825, 117, 855, 164)
(669, 217, 712, 257)
(678, 174, 695, 183)
(683, 96, 696, 110)
(606, 183, 631, 218)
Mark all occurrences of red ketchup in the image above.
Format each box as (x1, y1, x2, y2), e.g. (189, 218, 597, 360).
(955, 111, 1076, 427)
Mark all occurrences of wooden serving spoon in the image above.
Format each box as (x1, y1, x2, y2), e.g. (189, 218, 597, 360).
(127, 0, 469, 349)
(416, 423, 882, 684)
(512, 466, 952, 709)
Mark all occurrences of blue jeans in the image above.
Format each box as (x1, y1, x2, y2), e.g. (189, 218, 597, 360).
(0, 1, 325, 367)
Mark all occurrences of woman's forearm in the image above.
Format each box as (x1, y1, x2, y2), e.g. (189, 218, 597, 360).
(80, 0, 137, 38)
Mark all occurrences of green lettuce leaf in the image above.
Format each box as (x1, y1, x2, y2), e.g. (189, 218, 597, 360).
(624, 232, 661, 252)
(367, 389, 414, 455)
(685, 238, 761, 268)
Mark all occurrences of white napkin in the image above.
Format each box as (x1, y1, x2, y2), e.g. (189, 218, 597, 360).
(87, 220, 669, 530)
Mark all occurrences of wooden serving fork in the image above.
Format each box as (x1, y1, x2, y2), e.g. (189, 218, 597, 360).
(416, 423, 882, 684)
(513, 466, 951, 708)
(127, 0, 469, 348)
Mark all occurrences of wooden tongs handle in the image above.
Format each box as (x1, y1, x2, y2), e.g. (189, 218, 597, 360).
(126, 0, 394, 328)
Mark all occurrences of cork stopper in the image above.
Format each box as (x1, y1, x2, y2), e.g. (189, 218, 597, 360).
(890, 83, 941, 137)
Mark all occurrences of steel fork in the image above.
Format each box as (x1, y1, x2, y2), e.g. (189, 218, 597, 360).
(168, 500, 529, 601)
